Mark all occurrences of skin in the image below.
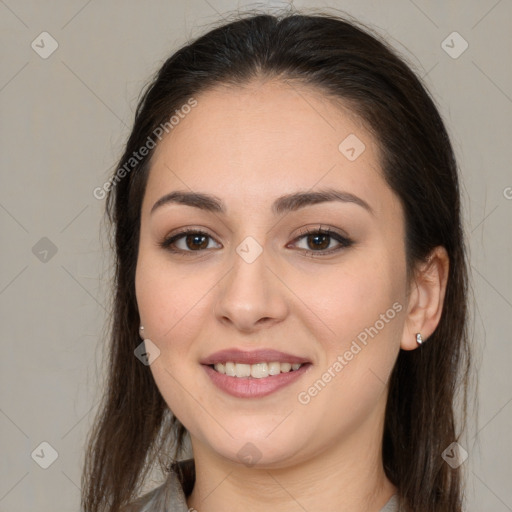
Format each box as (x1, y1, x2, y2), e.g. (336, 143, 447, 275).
(135, 79, 449, 512)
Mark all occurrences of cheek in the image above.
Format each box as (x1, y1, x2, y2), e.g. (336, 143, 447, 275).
(135, 254, 215, 355)
(135, 257, 172, 339)
(135, 257, 212, 423)
(291, 251, 403, 350)
(292, 261, 403, 437)
(292, 252, 405, 409)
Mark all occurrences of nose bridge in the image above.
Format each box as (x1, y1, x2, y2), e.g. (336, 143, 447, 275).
(214, 235, 288, 330)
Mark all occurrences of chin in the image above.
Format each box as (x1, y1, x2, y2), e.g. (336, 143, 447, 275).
(196, 423, 311, 469)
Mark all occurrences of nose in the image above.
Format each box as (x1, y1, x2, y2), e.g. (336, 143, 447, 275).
(213, 246, 289, 333)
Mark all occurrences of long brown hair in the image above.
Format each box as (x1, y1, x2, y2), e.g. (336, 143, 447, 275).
(82, 8, 476, 512)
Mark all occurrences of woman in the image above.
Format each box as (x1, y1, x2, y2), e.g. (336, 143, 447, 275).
(82, 9, 474, 512)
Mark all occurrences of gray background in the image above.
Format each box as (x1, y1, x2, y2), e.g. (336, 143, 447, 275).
(1, 1, 511, 510)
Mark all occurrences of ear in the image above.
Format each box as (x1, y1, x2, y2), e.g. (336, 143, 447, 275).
(401, 246, 450, 351)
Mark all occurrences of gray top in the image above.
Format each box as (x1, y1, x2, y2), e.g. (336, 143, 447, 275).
(122, 459, 400, 512)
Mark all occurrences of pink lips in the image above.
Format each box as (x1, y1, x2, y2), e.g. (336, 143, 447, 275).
(200, 348, 310, 366)
(200, 348, 312, 399)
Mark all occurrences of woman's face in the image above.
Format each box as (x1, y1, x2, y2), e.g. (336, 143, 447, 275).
(135, 80, 410, 468)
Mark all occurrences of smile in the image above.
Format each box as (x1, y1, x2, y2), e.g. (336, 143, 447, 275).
(202, 362, 311, 398)
(212, 361, 303, 378)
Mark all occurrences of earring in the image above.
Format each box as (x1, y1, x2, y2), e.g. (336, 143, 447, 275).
(139, 325, 145, 338)
(416, 333, 423, 345)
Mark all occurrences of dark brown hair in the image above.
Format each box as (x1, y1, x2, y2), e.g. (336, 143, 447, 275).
(82, 8, 475, 512)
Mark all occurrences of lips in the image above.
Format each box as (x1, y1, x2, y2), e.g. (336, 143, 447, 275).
(200, 348, 312, 398)
(202, 363, 311, 398)
(200, 348, 310, 366)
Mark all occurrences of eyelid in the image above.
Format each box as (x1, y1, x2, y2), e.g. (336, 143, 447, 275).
(292, 224, 350, 242)
(288, 226, 353, 255)
(159, 225, 354, 256)
(158, 227, 221, 253)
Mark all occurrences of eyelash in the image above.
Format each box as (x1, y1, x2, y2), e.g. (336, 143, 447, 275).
(158, 226, 354, 258)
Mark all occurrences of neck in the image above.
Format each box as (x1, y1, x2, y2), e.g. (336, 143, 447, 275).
(186, 395, 397, 512)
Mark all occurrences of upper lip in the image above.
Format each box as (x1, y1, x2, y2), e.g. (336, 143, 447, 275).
(201, 349, 311, 366)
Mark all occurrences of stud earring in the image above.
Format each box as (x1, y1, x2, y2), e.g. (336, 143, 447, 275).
(416, 333, 423, 345)
(139, 325, 145, 338)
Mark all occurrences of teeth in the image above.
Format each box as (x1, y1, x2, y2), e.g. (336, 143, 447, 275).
(280, 362, 291, 372)
(213, 361, 304, 378)
(251, 363, 268, 378)
(236, 363, 251, 378)
(268, 362, 281, 375)
(225, 362, 236, 376)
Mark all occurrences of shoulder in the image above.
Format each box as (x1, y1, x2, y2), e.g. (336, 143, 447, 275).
(120, 482, 166, 512)
(121, 459, 195, 512)
(379, 494, 401, 512)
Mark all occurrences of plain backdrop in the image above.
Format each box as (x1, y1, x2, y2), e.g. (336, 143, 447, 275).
(1, 1, 511, 511)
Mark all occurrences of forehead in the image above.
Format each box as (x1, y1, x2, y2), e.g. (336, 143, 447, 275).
(143, 79, 396, 219)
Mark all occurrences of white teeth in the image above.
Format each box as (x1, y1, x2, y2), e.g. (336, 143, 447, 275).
(236, 363, 251, 378)
(212, 361, 304, 378)
(268, 362, 281, 375)
(224, 362, 235, 376)
(251, 363, 268, 378)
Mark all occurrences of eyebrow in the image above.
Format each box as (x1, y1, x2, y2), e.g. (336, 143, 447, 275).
(150, 188, 374, 216)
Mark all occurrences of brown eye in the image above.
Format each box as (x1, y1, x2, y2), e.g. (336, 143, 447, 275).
(159, 229, 221, 254)
(306, 233, 331, 250)
(184, 233, 209, 250)
(291, 228, 354, 256)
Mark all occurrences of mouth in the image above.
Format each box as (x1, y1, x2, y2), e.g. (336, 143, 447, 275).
(200, 348, 311, 366)
(200, 349, 312, 398)
(208, 361, 306, 378)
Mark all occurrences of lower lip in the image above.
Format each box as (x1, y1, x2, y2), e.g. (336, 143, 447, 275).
(202, 364, 311, 398)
